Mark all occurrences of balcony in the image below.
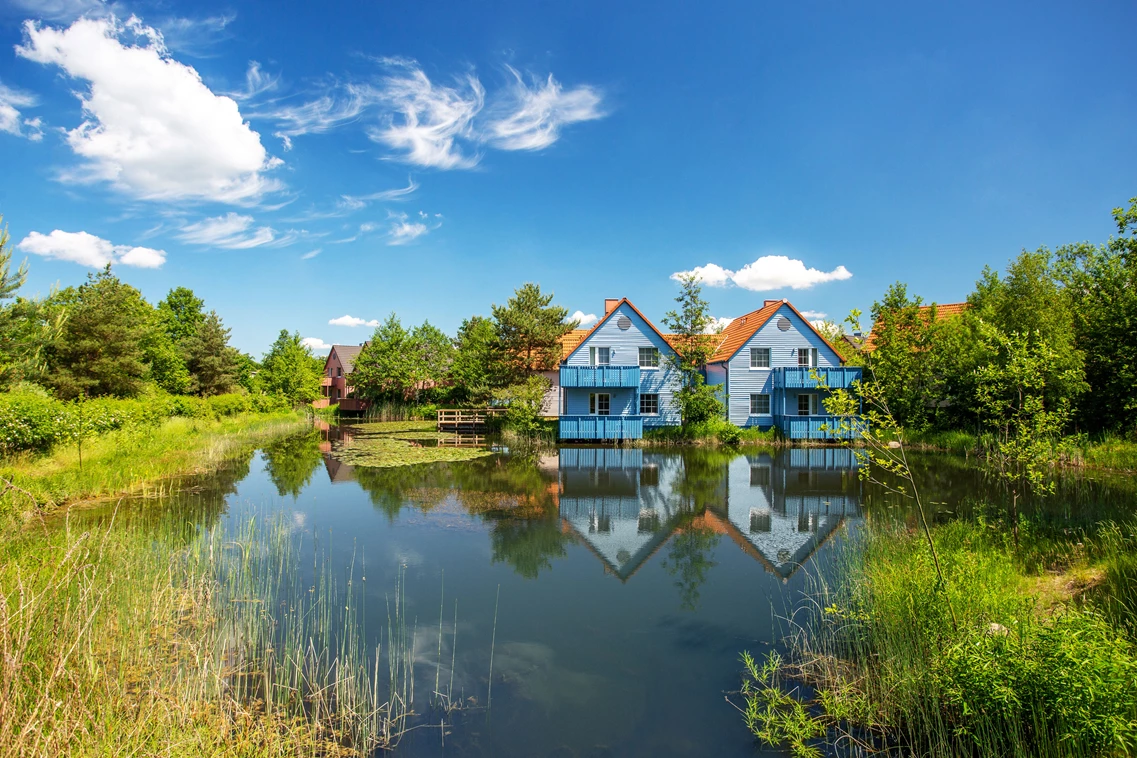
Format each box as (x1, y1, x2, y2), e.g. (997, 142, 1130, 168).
(559, 415, 643, 440)
(560, 365, 641, 388)
(774, 366, 862, 390)
(774, 414, 864, 440)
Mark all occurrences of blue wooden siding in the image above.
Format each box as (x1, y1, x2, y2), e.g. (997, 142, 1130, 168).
(560, 365, 641, 387)
(559, 416, 643, 440)
(717, 305, 844, 428)
(564, 302, 682, 428)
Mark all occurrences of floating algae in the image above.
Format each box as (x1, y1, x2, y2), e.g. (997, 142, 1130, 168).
(331, 421, 495, 468)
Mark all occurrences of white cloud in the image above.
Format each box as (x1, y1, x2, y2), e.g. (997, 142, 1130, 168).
(257, 82, 373, 138)
(339, 177, 417, 211)
(177, 212, 302, 249)
(329, 314, 379, 327)
(0, 82, 38, 138)
(672, 256, 852, 292)
(385, 210, 440, 245)
(570, 310, 598, 327)
(16, 16, 280, 203)
(158, 14, 236, 55)
(234, 60, 278, 101)
(9, 0, 111, 22)
(706, 316, 734, 334)
(17, 229, 166, 268)
(301, 337, 331, 353)
(486, 67, 604, 151)
(23, 117, 44, 142)
(300, 248, 321, 260)
(369, 61, 484, 169)
(799, 310, 828, 320)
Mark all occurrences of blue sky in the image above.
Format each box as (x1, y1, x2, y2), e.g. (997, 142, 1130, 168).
(1, 0, 1134, 356)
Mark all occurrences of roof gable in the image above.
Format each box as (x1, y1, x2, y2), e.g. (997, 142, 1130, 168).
(863, 301, 969, 351)
(326, 344, 364, 373)
(710, 300, 843, 364)
(563, 298, 676, 363)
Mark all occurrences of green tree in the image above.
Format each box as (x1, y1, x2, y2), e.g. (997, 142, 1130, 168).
(352, 314, 415, 401)
(259, 330, 321, 404)
(141, 327, 191, 394)
(47, 266, 152, 399)
(662, 272, 724, 424)
(1055, 197, 1137, 434)
(157, 286, 205, 344)
(0, 221, 66, 388)
(449, 316, 496, 403)
(232, 350, 260, 393)
(492, 374, 552, 437)
(184, 311, 238, 396)
(408, 320, 454, 401)
(973, 324, 1072, 546)
(490, 283, 575, 383)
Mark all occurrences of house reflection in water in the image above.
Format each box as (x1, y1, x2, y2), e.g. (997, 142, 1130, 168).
(558, 446, 862, 580)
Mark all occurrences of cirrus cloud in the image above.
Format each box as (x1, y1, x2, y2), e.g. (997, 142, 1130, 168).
(672, 255, 852, 291)
(17, 229, 166, 268)
(16, 15, 281, 204)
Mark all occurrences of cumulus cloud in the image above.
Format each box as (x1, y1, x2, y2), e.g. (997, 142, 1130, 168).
(485, 66, 604, 151)
(672, 256, 852, 292)
(17, 229, 166, 268)
(0, 82, 38, 139)
(570, 310, 598, 327)
(177, 213, 281, 248)
(329, 314, 379, 327)
(301, 337, 331, 353)
(369, 61, 484, 169)
(16, 16, 281, 203)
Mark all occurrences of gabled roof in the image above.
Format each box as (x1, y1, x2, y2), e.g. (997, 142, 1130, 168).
(708, 300, 842, 364)
(559, 329, 591, 360)
(863, 302, 968, 351)
(561, 298, 676, 363)
(328, 344, 365, 373)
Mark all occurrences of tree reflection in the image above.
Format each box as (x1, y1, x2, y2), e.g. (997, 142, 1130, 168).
(263, 431, 324, 498)
(489, 515, 568, 579)
(661, 517, 719, 612)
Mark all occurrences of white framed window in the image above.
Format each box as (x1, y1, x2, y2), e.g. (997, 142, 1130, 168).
(589, 392, 610, 415)
(640, 393, 659, 415)
(589, 346, 611, 365)
(750, 393, 770, 415)
(797, 347, 818, 367)
(750, 348, 770, 369)
(639, 347, 660, 368)
(798, 393, 817, 416)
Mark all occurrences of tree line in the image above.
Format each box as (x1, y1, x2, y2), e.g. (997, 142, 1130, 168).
(836, 196, 1137, 447)
(0, 217, 323, 405)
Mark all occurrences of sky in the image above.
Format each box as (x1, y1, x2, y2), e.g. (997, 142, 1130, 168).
(1, 0, 1135, 356)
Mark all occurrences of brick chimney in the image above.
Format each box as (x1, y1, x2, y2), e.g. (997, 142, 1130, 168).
(604, 298, 620, 315)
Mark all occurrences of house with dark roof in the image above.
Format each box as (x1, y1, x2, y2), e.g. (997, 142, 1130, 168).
(556, 298, 684, 440)
(316, 344, 369, 413)
(705, 299, 862, 439)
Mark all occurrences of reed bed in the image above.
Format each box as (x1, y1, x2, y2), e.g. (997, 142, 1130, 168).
(0, 508, 422, 757)
(738, 519, 1137, 757)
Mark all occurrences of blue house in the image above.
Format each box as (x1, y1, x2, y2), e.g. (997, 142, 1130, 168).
(558, 298, 682, 441)
(705, 299, 862, 440)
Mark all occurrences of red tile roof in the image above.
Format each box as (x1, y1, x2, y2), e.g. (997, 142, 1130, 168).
(708, 300, 842, 364)
(863, 302, 968, 351)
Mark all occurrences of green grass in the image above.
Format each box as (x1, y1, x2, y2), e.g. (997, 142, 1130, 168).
(0, 411, 307, 518)
(0, 508, 419, 757)
(1079, 437, 1137, 472)
(904, 428, 981, 455)
(643, 418, 777, 446)
(739, 519, 1137, 757)
(332, 420, 495, 468)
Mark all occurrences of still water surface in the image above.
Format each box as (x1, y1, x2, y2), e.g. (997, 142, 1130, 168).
(89, 428, 1137, 758)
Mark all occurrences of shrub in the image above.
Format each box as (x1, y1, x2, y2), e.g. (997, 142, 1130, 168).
(207, 393, 251, 417)
(0, 392, 67, 453)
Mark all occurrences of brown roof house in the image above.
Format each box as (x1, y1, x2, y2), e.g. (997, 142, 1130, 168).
(315, 344, 369, 413)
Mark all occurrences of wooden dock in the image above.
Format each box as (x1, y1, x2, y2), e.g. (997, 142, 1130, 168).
(436, 408, 506, 433)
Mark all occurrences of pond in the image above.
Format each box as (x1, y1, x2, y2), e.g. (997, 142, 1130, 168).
(78, 426, 1137, 758)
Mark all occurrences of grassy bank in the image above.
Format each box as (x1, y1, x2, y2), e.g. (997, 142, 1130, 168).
(740, 519, 1137, 757)
(903, 428, 1137, 472)
(0, 411, 307, 517)
(0, 509, 415, 757)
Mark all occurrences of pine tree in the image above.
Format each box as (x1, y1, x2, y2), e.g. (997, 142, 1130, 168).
(490, 283, 575, 382)
(184, 310, 238, 396)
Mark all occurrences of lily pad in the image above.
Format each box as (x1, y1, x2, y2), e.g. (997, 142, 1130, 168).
(332, 422, 494, 468)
